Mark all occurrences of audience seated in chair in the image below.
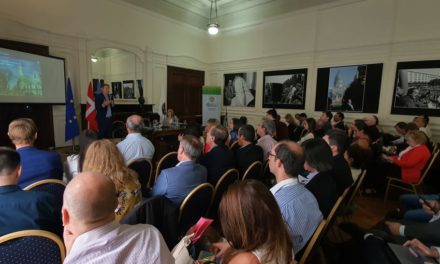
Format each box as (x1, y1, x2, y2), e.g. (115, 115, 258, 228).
(152, 135, 207, 205)
(199, 125, 234, 186)
(213, 180, 295, 264)
(233, 124, 264, 177)
(8, 118, 63, 189)
(0, 147, 59, 237)
(268, 141, 323, 254)
(83, 140, 141, 222)
(256, 118, 277, 160)
(117, 114, 155, 164)
(62, 172, 173, 264)
(266, 109, 288, 141)
(323, 129, 353, 195)
(301, 138, 339, 218)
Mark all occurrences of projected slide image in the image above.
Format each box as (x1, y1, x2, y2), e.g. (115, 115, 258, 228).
(0, 54, 42, 97)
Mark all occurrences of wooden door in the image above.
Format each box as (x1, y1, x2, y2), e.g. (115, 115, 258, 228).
(167, 66, 204, 123)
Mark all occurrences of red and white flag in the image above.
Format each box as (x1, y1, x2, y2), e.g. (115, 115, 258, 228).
(85, 81, 98, 132)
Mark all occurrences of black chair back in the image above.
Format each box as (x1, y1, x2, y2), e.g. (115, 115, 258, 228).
(209, 169, 239, 218)
(128, 158, 153, 196)
(242, 161, 263, 181)
(178, 183, 214, 235)
(154, 152, 178, 185)
(0, 230, 65, 264)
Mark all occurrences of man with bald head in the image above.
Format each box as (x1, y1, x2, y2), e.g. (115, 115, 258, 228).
(268, 141, 323, 254)
(117, 114, 155, 163)
(62, 172, 173, 264)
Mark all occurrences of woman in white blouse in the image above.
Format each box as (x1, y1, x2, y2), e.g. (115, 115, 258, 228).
(298, 118, 316, 144)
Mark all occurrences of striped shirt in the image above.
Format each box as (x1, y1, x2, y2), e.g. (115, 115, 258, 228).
(271, 178, 323, 253)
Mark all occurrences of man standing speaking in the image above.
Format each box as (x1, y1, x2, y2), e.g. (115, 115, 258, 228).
(95, 84, 114, 139)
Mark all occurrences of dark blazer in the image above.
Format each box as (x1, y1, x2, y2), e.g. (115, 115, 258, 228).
(17, 147, 63, 189)
(334, 122, 345, 131)
(199, 145, 235, 186)
(404, 218, 440, 245)
(95, 93, 113, 121)
(275, 121, 289, 141)
(234, 143, 264, 177)
(151, 160, 207, 205)
(330, 154, 353, 195)
(305, 171, 339, 218)
(288, 124, 304, 142)
(0, 185, 58, 236)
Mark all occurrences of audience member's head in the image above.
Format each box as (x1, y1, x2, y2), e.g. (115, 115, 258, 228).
(394, 122, 408, 136)
(239, 116, 248, 126)
(302, 138, 333, 172)
(257, 118, 276, 138)
(238, 124, 256, 145)
(284, 113, 296, 125)
(406, 122, 419, 132)
(323, 129, 349, 156)
(269, 141, 304, 180)
(333, 112, 344, 123)
(208, 125, 229, 147)
(0, 147, 21, 185)
(83, 139, 137, 190)
(229, 118, 240, 132)
(178, 135, 203, 161)
(265, 109, 278, 121)
(352, 119, 368, 138)
(320, 111, 333, 122)
(363, 115, 377, 127)
(8, 118, 38, 147)
(344, 141, 373, 169)
(126, 115, 145, 133)
(405, 130, 428, 147)
(304, 118, 316, 133)
(414, 115, 429, 128)
(219, 180, 293, 264)
(62, 172, 117, 243)
(204, 119, 220, 134)
(78, 129, 98, 172)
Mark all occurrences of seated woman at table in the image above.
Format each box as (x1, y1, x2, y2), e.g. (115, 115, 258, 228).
(162, 109, 179, 126)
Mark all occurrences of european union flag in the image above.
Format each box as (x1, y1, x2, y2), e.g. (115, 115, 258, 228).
(65, 78, 80, 142)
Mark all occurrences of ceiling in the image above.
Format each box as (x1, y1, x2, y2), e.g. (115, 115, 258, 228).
(120, 0, 361, 31)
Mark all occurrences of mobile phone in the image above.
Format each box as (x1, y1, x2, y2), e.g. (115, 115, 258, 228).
(418, 195, 438, 214)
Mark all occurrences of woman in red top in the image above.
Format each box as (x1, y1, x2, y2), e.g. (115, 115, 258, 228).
(383, 130, 431, 183)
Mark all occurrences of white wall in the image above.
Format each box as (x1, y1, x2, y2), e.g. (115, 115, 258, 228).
(1, 0, 440, 146)
(207, 0, 440, 139)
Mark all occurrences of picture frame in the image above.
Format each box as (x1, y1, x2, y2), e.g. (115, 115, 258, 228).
(122, 80, 135, 99)
(391, 60, 440, 116)
(262, 69, 307, 109)
(223, 72, 256, 107)
(315, 63, 383, 114)
(111, 81, 122, 99)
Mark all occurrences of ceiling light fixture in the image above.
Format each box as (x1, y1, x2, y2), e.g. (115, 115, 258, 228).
(91, 56, 98, 63)
(207, 0, 219, 35)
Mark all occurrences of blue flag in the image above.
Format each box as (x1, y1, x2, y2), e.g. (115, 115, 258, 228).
(65, 78, 80, 142)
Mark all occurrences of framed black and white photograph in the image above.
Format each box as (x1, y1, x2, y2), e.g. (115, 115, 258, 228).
(391, 60, 440, 116)
(122, 80, 135, 99)
(262, 69, 307, 109)
(111, 81, 122, 99)
(315, 63, 383, 114)
(223, 72, 256, 107)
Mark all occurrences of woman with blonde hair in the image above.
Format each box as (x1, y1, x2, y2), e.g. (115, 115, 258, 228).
(82, 139, 141, 221)
(162, 108, 179, 126)
(214, 180, 294, 264)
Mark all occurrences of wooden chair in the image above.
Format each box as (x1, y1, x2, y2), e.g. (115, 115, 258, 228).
(0, 230, 65, 263)
(178, 183, 214, 236)
(384, 149, 440, 201)
(128, 158, 153, 195)
(241, 161, 263, 181)
(298, 219, 327, 264)
(154, 151, 178, 186)
(342, 170, 367, 217)
(208, 169, 239, 218)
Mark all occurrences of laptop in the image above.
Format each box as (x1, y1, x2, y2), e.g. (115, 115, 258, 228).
(388, 243, 438, 264)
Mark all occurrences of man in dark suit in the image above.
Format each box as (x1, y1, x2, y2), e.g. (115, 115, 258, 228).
(8, 118, 63, 189)
(95, 83, 114, 139)
(199, 124, 234, 186)
(234, 124, 264, 177)
(0, 147, 58, 236)
(333, 112, 346, 131)
(323, 129, 353, 195)
(151, 135, 207, 205)
(266, 109, 288, 140)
